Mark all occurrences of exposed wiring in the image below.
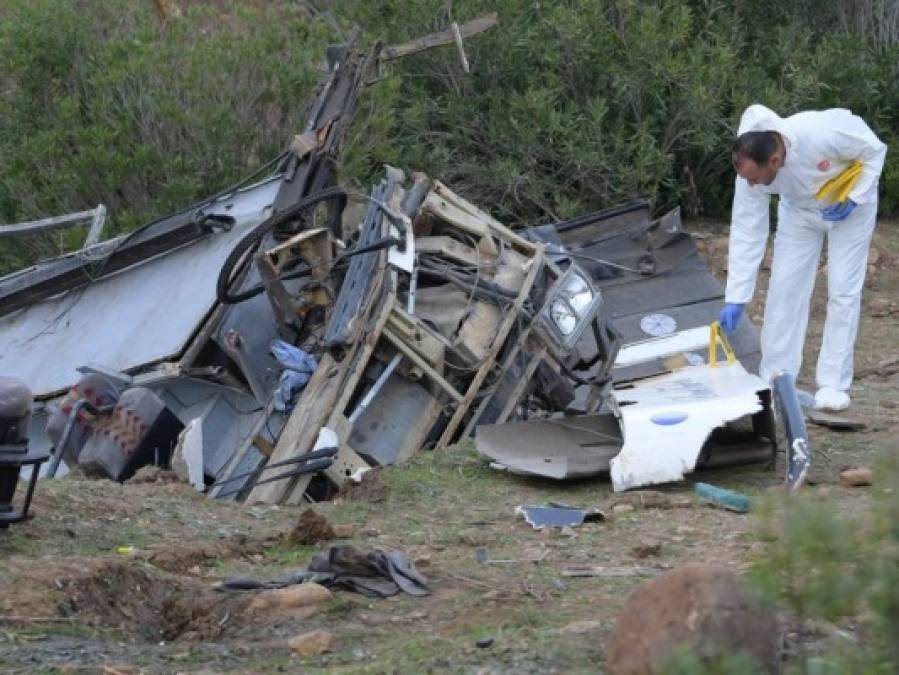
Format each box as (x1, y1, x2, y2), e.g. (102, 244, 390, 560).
(215, 186, 347, 305)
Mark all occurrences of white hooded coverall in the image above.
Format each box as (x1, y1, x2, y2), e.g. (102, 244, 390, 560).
(725, 104, 887, 392)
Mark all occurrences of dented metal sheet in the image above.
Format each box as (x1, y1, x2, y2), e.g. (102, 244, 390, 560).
(0, 179, 280, 398)
(476, 413, 622, 479)
(613, 326, 711, 368)
(609, 362, 767, 491)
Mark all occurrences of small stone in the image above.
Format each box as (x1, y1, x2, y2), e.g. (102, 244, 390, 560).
(100, 666, 140, 675)
(332, 524, 354, 538)
(459, 528, 489, 547)
(249, 582, 332, 612)
(288, 629, 332, 657)
(360, 527, 381, 537)
(476, 637, 494, 649)
(631, 543, 662, 559)
(869, 297, 893, 317)
(612, 504, 635, 515)
(406, 544, 432, 567)
(839, 467, 873, 488)
(868, 246, 881, 265)
(558, 620, 602, 636)
(559, 526, 578, 538)
(880, 399, 897, 410)
(357, 611, 388, 626)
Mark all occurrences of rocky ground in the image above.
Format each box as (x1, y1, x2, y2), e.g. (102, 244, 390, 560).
(0, 220, 896, 674)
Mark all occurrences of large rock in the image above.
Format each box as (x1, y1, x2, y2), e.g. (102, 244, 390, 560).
(607, 564, 780, 674)
(248, 582, 332, 613)
(288, 629, 333, 657)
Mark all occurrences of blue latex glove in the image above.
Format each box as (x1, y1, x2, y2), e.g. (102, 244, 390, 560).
(719, 303, 744, 334)
(821, 199, 857, 222)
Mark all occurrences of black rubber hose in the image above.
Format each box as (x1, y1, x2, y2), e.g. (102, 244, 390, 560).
(216, 186, 347, 305)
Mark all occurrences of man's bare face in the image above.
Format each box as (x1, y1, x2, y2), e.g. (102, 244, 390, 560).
(735, 156, 780, 187)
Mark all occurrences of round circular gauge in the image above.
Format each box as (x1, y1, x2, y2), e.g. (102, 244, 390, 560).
(640, 313, 677, 337)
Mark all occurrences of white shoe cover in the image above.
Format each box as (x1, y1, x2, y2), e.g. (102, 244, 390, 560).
(814, 387, 850, 411)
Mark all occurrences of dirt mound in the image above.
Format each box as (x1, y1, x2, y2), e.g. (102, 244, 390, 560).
(337, 467, 388, 502)
(59, 560, 237, 642)
(286, 509, 336, 545)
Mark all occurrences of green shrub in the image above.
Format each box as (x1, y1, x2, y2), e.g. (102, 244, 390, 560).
(338, 0, 899, 224)
(1, 0, 896, 275)
(748, 455, 899, 672)
(0, 0, 334, 269)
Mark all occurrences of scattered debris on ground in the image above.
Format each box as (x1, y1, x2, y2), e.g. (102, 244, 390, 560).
(695, 482, 752, 513)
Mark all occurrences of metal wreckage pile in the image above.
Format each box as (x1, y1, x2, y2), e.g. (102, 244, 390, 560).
(0, 22, 810, 521)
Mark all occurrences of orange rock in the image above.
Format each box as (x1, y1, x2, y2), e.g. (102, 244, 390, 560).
(839, 467, 873, 488)
(332, 524, 354, 538)
(607, 564, 779, 674)
(248, 582, 332, 612)
(288, 629, 333, 657)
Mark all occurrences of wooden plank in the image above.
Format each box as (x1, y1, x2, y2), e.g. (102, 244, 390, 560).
(496, 347, 547, 422)
(386, 306, 446, 369)
(432, 181, 537, 253)
(381, 13, 498, 61)
(255, 254, 293, 335)
(244, 351, 345, 504)
(416, 235, 482, 268)
(436, 246, 545, 450)
(281, 285, 397, 504)
(421, 192, 498, 257)
(383, 327, 463, 403)
(463, 342, 546, 437)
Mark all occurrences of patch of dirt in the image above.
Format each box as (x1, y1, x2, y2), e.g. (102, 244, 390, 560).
(2, 557, 241, 643)
(127, 466, 182, 485)
(145, 539, 263, 574)
(336, 467, 388, 502)
(286, 508, 335, 545)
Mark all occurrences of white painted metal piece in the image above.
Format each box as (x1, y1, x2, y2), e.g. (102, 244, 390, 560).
(386, 215, 415, 272)
(609, 361, 768, 491)
(614, 326, 711, 367)
(173, 418, 206, 492)
(0, 179, 280, 397)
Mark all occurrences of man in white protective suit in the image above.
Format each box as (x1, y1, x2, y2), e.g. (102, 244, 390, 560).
(719, 104, 887, 411)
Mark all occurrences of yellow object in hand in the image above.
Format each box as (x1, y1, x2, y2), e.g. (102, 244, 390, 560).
(709, 321, 737, 368)
(815, 161, 863, 204)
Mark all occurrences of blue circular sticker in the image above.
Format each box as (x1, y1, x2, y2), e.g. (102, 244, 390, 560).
(651, 411, 689, 425)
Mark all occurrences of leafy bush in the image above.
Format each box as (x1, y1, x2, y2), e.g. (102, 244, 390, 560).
(0, 0, 333, 267)
(747, 456, 899, 672)
(1, 0, 896, 275)
(338, 0, 899, 223)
